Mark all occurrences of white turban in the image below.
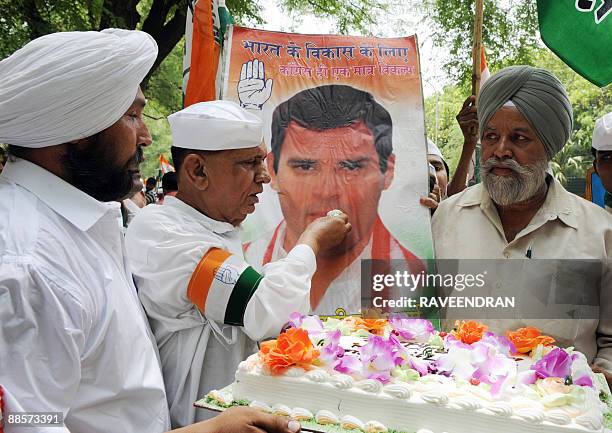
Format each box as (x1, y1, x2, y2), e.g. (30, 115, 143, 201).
(427, 138, 445, 160)
(593, 112, 612, 151)
(0, 29, 157, 148)
(168, 101, 263, 150)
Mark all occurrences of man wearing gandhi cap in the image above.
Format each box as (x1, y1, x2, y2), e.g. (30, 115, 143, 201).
(433, 66, 612, 387)
(592, 112, 612, 213)
(125, 100, 351, 427)
(0, 31, 306, 433)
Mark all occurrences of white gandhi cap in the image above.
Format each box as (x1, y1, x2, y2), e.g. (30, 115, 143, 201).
(168, 100, 264, 150)
(592, 112, 612, 151)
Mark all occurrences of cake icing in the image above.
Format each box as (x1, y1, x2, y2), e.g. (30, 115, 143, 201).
(209, 314, 611, 433)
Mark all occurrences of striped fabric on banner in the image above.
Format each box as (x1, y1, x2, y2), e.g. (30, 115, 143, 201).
(187, 248, 263, 326)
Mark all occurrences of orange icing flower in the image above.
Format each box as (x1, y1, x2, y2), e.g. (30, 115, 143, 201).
(354, 318, 387, 335)
(259, 328, 320, 375)
(451, 320, 488, 344)
(506, 327, 555, 355)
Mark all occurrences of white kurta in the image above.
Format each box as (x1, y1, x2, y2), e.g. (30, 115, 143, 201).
(125, 196, 315, 428)
(0, 159, 170, 433)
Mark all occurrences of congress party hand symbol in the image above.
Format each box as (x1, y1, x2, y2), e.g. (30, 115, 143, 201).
(238, 59, 273, 110)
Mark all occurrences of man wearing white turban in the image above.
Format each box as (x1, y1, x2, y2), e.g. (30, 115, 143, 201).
(432, 66, 612, 387)
(0, 30, 303, 433)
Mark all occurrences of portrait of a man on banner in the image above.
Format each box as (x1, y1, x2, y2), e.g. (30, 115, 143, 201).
(221, 27, 434, 315)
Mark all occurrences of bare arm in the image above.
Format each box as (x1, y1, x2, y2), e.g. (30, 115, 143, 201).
(447, 96, 479, 197)
(169, 407, 301, 433)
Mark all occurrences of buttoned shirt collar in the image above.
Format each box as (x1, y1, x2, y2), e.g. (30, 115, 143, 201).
(1, 157, 118, 232)
(455, 175, 579, 231)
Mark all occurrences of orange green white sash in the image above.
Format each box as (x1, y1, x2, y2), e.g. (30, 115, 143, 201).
(187, 248, 263, 326)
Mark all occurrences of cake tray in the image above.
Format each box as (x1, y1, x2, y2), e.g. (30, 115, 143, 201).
(195, 383, 612, 433)
(195, 383, 364, 433)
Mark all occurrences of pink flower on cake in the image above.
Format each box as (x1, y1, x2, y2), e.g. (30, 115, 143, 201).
(389, 334, 431, 376)
(319, 330, 344, 368)
(437, 334, 517, 396)
(335, 354, 362, 375)
(436, 336, 482, 379)
(531, 347, 572, 380)
(358, 335, 403, 383)
(388, 315, 434, 343)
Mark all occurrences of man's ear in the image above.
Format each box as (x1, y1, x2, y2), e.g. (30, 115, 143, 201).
(383, 153, 395, 190)
(182, 153, 209, 191)
(267, 151, 280, 192)
(593, 159, 599, 175)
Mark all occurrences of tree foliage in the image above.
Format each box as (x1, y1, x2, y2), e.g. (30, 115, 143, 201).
(425, 46, 612, 185)
(424, 0, 611, 186)
(1, 0, 388, 177)
(426, 0, 539, 86)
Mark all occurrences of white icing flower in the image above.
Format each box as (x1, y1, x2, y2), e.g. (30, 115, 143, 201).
(249, 401, 272, 413)
(291, 407, 313, 421)
(545, 410, 571, 425)
(355, 379, 383, 393)
(514, 408, 545, 424)
(272, 404, 292, 417)
(208, 389, 234, 406)
(383, 383, 412, 399)
(340, 415, 365, 430)
(420, 390, 449, 405)
(330, 374, 354, 389)
(364, 420, 388, 433)
(315, 410, 340, 425)
(305, 369, 329, 383)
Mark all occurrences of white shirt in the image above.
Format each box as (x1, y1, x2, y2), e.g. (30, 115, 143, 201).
(125, 196, 315, 428)
(0, 159, 170, 433)
(432, 177, 612, 371)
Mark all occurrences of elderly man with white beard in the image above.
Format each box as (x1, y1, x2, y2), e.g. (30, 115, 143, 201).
(432, 66, 612, 387)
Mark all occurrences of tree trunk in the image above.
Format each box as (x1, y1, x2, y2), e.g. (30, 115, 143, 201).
(141, 1, 187, 88)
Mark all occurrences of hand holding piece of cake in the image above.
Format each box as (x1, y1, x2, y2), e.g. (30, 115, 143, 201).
(296, 210, 351, 256)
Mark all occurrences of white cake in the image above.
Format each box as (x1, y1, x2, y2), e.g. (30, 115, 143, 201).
(208, 315, 611, 433)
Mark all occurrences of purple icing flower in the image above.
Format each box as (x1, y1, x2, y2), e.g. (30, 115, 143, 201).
(388, 333, 431, 376)
(357, 335, 401, 383)
(389, 315, 434, 343)
(319, 330, 344, 367)
(477, 332, 516, 357)
(531, 348, 573, 380)
(573, 375, 593, 387)
(288, 312, 305, 328)
(335, 354, 362, 375)
(437, 333, 518, 397)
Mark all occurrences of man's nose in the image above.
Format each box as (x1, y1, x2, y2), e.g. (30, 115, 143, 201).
(139, 120, 152, 147)
(493, 135, 513, 160)
(255, 161, 271, 184)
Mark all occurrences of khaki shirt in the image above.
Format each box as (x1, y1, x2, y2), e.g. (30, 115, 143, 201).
(432, 177, 612, 371)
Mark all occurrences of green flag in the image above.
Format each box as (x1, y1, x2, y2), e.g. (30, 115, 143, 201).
(537, 0, 612, 87)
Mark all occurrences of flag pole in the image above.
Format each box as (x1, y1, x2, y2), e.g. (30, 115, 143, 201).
(471, 0, 484, 184)
(471, 0, 484, 99)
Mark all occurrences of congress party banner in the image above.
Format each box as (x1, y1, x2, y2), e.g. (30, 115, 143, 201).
(221, 26, 433, 316)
